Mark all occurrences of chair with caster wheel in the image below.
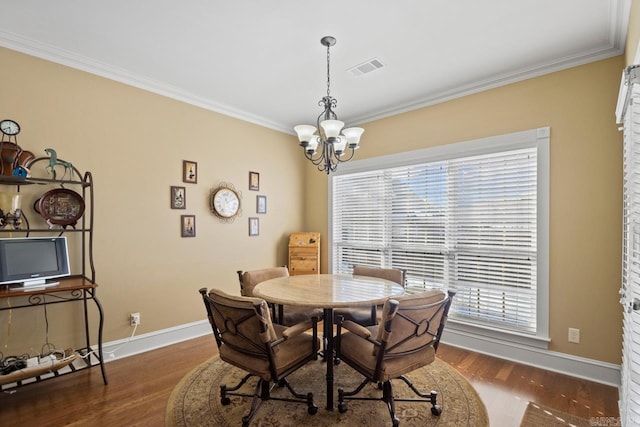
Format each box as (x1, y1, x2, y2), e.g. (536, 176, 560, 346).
(237, 266, 323, 326)
(335, 289, 455, 426)
(334, 265, 406, 327)
(199, 287, 320, 426)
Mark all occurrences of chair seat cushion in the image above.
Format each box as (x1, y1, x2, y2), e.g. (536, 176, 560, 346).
(334, 307, 376, 327)
(220, 324, 320, 381)
(339, 326, 436, 382)
(281, 306, 323, 326)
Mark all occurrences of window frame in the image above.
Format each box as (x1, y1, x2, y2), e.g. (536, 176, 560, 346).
(329, 127, 550, 347)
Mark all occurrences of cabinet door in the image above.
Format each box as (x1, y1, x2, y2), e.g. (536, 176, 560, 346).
(290, 257, 318, 274)
(289, 247, 319, 275)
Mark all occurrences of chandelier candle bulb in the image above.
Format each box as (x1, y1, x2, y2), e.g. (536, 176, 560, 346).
(342, 127, 364, 149)
(293, 125, 317, 146)
(334, 138, 347, 155)
(320, 119, 344, 139)
(306, 139, 318, 155)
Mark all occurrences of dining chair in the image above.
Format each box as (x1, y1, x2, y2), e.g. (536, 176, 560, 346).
(237, 266, 323, 326)
(335, 265, 406, 326)
(335, 289, 455, 426)
(199, 287, 320, 427)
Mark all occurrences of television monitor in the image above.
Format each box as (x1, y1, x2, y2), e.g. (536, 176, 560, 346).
(0, 237, 71, 288)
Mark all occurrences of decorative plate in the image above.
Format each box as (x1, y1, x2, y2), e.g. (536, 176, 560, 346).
(36, 188, 85, 226)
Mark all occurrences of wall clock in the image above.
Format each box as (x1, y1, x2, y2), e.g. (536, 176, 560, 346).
(210, 182, 242, 222)
(0, 119, 20, 138)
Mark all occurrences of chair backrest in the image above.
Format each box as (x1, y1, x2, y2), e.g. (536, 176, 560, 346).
(237, 266, 289, 297)
(433, 290, 455, 351)
(199, 287, 278, 358)
(353, 265, 406, 287)
(376, 290, 451, 358)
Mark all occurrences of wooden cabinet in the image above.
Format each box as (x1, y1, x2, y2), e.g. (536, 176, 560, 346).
(288, 232, 320, 276)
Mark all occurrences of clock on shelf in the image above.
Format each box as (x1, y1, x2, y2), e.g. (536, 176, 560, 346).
(0, 119, 20, 139)
(209, 182, 241, 222)
(0, 119, 35, 177)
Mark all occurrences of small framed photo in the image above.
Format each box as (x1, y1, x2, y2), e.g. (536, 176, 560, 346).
(183, 160, 198, 184)
(249, 217, 259, 236)
(256, 195, 267, 214)
(249, 171, 260, 191)
(170, 186, 186, 209)
(181, 215, 196, 237)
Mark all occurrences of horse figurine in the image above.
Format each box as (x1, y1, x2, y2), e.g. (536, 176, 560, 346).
(45, 148, 74, 180)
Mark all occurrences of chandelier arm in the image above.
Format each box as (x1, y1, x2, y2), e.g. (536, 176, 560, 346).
(335, 148, 356, 163)
(317, 96, 338, 126)
(325, 142, 337, 173)
(328, 156, 338, 173)
(304, 148, 326, 166)
(304, 138, 331, 168)
(317, 108, 325, 131)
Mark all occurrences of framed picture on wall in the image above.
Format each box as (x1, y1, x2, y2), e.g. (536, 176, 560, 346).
(249, 171, 260, 191)
(170, 186, 186, 209)
(183, 160, 198, 184)
(257, 195, 267, 214)
(181, 215, 196, 237)
(249, 217, 259, 236)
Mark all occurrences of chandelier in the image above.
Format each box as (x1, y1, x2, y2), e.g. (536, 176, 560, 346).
(294, 36, 364, 174)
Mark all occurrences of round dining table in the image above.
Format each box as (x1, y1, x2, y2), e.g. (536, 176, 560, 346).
(253, 273, 404, 410)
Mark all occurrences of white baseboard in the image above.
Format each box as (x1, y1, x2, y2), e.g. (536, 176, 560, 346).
(99, 320, 621, 387)
(442, 328, 621, 387)
(101, 320, 211, 362)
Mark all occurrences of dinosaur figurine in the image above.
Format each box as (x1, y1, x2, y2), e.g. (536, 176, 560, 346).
(45, 148, 74, 180)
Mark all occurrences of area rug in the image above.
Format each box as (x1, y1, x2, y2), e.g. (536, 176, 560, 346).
(520, 402, 590, 427)
(166, 356, 488, 426)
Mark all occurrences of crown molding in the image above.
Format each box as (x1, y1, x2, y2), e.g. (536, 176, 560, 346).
(349, 44, 625, 127)
(349, 0, 630, 126)
(0, 30, 291, 134)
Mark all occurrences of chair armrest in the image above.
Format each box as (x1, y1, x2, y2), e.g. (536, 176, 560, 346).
(341, 320, 372, 339)
(280, 316, 319, 340)
(282, 320, 313, 339)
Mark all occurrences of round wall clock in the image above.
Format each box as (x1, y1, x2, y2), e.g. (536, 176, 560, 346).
(0, 119, 20, 137)
(210, 183, 241, 222)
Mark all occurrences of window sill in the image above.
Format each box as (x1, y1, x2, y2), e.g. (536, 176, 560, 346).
(445, 319, 550, 350)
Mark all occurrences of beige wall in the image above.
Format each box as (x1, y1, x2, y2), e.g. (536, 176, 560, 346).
(306, 56, 625, 364)
(0, 47, 306, 352)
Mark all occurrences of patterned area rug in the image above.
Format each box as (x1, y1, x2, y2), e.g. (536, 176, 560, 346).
(520, 402, 591, 427)
(166, 356, 488, 427)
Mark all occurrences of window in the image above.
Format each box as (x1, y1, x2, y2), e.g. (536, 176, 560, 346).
(330, 128, 549, 340)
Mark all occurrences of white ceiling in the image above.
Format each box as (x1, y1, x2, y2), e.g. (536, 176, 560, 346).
(0, 1, 631, 134)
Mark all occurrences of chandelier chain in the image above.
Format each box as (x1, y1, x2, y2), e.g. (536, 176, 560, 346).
(326, 42, 331, 97)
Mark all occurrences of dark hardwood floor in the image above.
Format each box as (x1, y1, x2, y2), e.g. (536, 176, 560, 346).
(0, 336, 619, 426)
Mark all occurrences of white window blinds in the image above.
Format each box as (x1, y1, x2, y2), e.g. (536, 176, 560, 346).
(619, 77, 640, 427)
(331, 133, 544, 335)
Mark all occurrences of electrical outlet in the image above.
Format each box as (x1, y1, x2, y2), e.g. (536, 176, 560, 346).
(130, 312, 140, 326)
(568, 327, 580, 343)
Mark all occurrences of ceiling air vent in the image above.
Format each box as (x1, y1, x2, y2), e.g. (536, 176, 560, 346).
(348, 58, 384, 77)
